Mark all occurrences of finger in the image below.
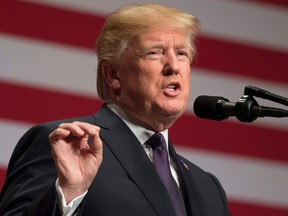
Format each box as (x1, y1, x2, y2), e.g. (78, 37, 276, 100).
(51, 122, 100, 148)
(72, 122, 102, 150)
(70, 122, 102, 154)
(49, 128, 70, 143)
(71, 121, 101, 136)
(58, 122, 86, 137)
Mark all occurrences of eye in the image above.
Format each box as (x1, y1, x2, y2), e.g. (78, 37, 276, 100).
(147, 51, 158, 55)
(145, 49, 162, 59)
(177, 50, 188, 56)
(176, 50, 189, 60)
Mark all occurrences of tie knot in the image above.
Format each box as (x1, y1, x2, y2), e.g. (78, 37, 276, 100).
(146, 133, 166, 149)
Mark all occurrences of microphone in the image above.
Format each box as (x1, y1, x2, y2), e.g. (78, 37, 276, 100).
(193, 95, 288, 122)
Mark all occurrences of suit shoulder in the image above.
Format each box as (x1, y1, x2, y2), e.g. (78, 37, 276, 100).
(39, 114, 97, 130)
(17, 114, 97, 142)
(6, 115, 97, 171)
(177, 154, 226, 194)
(178, 154, 230, 214)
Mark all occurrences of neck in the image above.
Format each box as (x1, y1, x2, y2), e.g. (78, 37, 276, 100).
(107, 103, 176, 132)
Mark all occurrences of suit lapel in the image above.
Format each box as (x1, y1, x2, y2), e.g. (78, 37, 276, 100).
(94, 105, 176, 216)
(168, 143, 207, 216)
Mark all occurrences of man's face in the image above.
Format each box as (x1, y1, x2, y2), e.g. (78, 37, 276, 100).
(115, 27, 192, 131)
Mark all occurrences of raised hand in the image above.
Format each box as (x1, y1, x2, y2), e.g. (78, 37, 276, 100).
(49, 121, 103, 203)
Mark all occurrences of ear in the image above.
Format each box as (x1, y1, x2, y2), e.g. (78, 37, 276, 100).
(101, 61, 121, 90)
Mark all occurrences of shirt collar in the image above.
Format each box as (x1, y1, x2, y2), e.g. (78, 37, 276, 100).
(106, 103, 169, 145)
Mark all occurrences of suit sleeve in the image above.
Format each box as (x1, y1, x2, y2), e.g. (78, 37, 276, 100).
(0, 124, 67, 216)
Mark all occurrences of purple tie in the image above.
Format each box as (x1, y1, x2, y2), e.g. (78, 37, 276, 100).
(146, 133, 187, 216)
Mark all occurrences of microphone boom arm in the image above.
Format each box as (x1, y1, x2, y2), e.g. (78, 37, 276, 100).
(244, 85, 288, 107)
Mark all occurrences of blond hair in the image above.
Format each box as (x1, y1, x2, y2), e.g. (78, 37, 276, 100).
(96, 3, 199, 101)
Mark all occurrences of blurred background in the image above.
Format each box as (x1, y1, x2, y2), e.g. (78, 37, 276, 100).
(0, 0, 287, 215)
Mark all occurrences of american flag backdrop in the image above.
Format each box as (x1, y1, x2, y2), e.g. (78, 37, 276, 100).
(0, 0, 287, 215)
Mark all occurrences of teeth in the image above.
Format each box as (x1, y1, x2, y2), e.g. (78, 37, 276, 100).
(166, 85, 176, 91)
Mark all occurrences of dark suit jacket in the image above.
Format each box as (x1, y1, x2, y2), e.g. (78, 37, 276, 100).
(0, 104, 231, 216)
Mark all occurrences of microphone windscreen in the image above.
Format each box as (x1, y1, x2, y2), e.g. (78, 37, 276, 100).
(193, 96, 228, 120)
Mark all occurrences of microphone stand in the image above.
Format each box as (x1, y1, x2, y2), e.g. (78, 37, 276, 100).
(234, 85, 288, 122)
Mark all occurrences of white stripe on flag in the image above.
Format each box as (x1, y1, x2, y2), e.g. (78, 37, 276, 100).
(0, 120, 31, 165)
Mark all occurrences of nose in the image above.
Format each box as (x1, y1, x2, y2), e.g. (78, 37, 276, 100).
(162, 52, 180, 75)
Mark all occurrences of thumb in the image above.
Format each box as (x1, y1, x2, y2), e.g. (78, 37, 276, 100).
(89, 128, 103, 158)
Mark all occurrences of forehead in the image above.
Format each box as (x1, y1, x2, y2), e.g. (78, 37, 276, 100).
(131, 27, 188, 48)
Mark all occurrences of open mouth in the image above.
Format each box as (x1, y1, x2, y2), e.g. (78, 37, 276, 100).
(164, 83, 180, 91)
(163, 82, 181, 96)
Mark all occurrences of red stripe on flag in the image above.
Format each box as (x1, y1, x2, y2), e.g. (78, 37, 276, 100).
(170, 113, 288, 163)
(196, 36, 288, 84)
(240, 0, 288, 8)
(229, 200, 288, 216)
(0, 1, 287, 84)
(0, 80, 287, 163)
(0, 166, 6, 192)
(0, 80, 102, 124)
(0, 1, 106, 49)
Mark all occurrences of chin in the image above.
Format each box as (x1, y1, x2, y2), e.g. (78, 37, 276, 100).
(163, 105, 186, 118)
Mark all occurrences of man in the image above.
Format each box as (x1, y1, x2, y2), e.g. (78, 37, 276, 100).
(0, 3, 231, 216)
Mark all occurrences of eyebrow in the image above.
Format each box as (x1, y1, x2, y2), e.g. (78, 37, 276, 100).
(135, 43, 189, 55)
